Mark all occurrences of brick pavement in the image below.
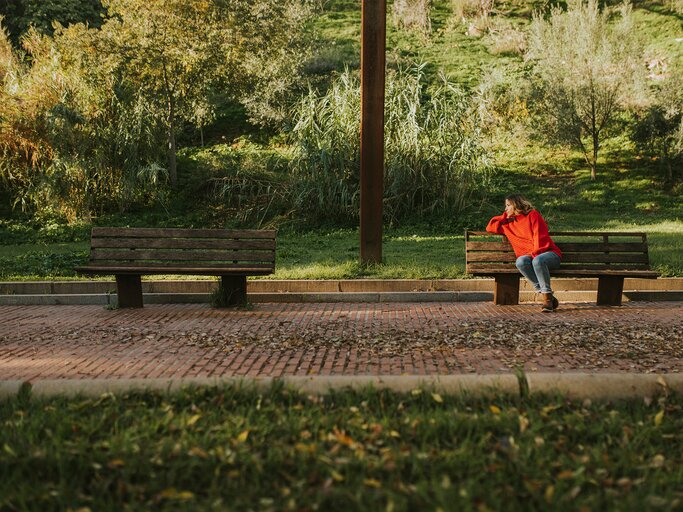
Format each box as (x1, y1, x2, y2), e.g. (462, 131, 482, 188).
(0, 302, 681, 381)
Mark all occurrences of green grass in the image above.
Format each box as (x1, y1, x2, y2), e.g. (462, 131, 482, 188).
(2, 385, 682, 511)
(314, 0, 523, 87)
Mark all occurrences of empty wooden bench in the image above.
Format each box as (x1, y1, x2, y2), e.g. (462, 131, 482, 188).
(76, 227, 276, 308)
(465, 231, 659, 306)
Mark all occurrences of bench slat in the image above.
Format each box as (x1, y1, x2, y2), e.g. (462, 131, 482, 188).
(467, 253, 517, 262)
(77, 263, 274, 273)
(562, 253, 649, 263)
(467, 252, 649, 264)
(467, 263, 651, 271)
(467, 242, 647, 253)
(467, 230, 646, 239)
(466, 267, 659, 278)
(90, 237, 275, 251)
(92, 227, 276, 239)
(90, 249, 275, 263)
(466, 242, 513, 251)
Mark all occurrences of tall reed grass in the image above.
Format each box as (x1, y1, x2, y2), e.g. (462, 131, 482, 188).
(290, 64, 491, 225)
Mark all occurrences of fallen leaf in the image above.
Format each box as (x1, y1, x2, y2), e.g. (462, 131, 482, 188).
(617, 477, 632, 488)
(159, 488, 194, 500)
(188, 447, 208, 459)
(544, 485, 555, 502)
(186, 414, 201, 427)
(651, 454, 665, 468)
(364, 478, 381, 488)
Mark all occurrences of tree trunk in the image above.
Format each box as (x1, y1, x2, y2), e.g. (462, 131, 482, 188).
(167, 98, 177, 188)
(591, 137, 598, 181)
(590, 90, 598, 181)
(664, 148, 673, 184)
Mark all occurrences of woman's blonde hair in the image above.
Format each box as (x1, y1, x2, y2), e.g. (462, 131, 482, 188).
(505, 194, 534, 215)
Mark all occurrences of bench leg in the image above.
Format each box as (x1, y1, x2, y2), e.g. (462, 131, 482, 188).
(597, 276, 624, 306)
(115, 275, 143, 308)
(220, 275, 247, 306)
(494, 275, 520, 305)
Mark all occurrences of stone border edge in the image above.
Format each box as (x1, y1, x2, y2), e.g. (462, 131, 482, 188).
(1, 373, 681, 400)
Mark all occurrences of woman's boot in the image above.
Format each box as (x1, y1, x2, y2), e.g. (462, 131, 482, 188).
(541, 293, 554, 313)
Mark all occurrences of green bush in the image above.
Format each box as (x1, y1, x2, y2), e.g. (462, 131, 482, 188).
(177, 141, 293, 228)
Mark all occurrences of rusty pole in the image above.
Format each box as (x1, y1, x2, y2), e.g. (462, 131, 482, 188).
(360, 0, 386, 264)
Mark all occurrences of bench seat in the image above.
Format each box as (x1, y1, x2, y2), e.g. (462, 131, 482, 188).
(76, 266, 274, 275)
(76, 227, 276, 307)
(468, 268, 659, 278)
(465, 231, 659, 306)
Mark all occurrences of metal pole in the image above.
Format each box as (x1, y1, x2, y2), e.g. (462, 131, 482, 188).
(360, 0, 386, 264)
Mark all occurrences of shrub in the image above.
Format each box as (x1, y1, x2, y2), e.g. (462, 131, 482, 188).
(486, 20, 526, 55)
(450, 0, 495, 32)
(473, 65, 531, 136)
(451, 0, 494, 21)
(178, 141, 293, 228)
(392, 0, 432, 34)
(0, 23, 169, 221)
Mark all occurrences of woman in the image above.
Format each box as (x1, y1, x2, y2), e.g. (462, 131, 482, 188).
(486, 194, 562, 312)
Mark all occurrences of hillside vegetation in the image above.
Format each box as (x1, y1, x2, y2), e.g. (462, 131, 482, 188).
(0, 0, 681, 278)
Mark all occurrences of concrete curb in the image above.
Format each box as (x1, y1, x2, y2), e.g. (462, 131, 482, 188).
(2, 278, 681, 305)
(1, 373, 681, 400)
(3, 278, 683, 294)
(2, 290, 683, 305)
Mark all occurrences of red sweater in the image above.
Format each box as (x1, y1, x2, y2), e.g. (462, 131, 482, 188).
(486, 210, 562, 259)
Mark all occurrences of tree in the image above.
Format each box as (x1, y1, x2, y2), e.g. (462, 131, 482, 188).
(91, 0, 228, 187)
(526, 0, 643, 180)
(93, 0, 312, 187)
(227, 1, 314, 128)
(632, 69, 683, 186)
(0, 0, 104, 46)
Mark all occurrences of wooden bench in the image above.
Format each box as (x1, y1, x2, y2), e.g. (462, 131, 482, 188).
(76, 227, 276, 308)
(465, 231, 659, 306)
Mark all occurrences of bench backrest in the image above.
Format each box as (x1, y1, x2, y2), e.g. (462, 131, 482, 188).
(465, 231, 651, 273)
(88, 227, 276, 272)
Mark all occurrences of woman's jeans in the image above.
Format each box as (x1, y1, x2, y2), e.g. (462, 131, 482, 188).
(515, 252, 561, 294)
